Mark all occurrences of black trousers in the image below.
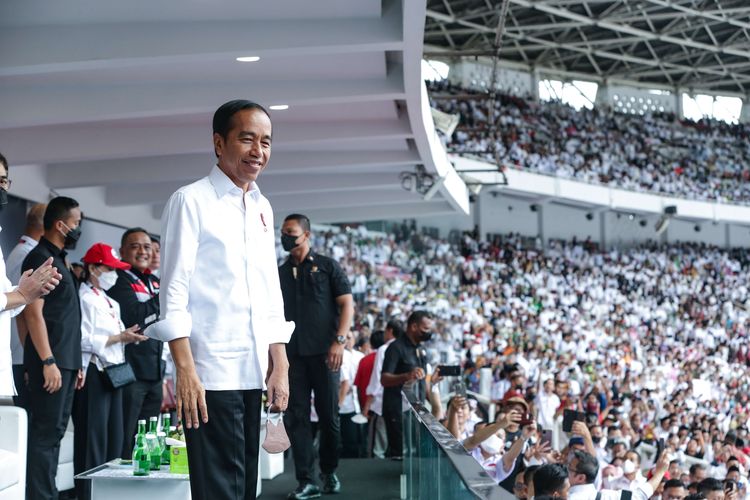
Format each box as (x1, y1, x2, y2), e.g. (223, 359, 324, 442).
(73, 364, 124, 500)
(121, 378, 162, 458)
(339, 412, 367, 458)
(12, 363, 30, 410)
(26, 366, 77, 500)
(382, 406, 403, 458)
(285, 354, 341, 484)
(184, 389, 262, 500)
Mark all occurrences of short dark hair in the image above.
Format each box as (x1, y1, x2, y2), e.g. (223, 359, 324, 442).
(407, 310, 432, 329)
(150, 234, 160, 245)
(572, 450, 599, 484)
(0, 152, 7, 171)
(386, 319, 404, 339)
(284, 213, 311, 232)
(533, 464, 568, 497)
(212, 100, 270, 139)
(43, 197, 79, 231)
(664, 479, 686, 490)
(727, 466, 741, 474)
(121, 227, 151, 248)
(689, 463, 707, 475)
(697, 478, 723, 494)
(524, 464, 540, 485)
(370, 330, 385, 350)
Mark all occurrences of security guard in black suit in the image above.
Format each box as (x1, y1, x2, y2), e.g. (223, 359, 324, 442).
(279, 214, 354, 500)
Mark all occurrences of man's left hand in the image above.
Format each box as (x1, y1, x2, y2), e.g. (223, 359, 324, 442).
(327, 341, 344, 371)
(75, 368, 85, 390)
(266, 365, 290, 412)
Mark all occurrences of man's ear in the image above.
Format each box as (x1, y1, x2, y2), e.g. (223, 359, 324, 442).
(213, 133, 224, 159)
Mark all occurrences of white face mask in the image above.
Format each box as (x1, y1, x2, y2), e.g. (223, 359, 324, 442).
(97, 270, 119, 291)
(480, 434, 503, 455)
(622, 459, 637, 474)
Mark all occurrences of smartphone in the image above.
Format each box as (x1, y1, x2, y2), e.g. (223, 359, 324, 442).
(562, 409, 587, 433)
(656, 438, 665, 459)
(541, 429, 553, 446)
(439, 365, 461, 377)
(519, 413, 534, 427)
(453, 380, 467, 397)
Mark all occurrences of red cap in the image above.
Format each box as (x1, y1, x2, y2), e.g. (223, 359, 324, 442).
(502, 390, 529, 412)
(82, 243, 130, 270)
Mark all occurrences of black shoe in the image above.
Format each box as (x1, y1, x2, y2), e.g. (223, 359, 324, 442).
(287, 483, 322, 500)
(320, 473, 341, 494)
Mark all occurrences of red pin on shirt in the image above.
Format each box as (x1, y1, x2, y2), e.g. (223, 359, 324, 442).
(260, 213, 268, 232)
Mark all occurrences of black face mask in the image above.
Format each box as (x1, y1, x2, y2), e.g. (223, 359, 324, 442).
(0, 189, 8, 210)
(62, 224, 82, 250)
(281, 233, 301, 252)
(420, 331, 434, 342)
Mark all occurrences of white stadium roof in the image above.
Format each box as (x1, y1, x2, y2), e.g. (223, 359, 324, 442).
(0, 0, 469, 231)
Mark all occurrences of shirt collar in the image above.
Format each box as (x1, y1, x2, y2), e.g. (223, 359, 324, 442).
(209, 165, 261, 200)
(40, 236, 66, 258)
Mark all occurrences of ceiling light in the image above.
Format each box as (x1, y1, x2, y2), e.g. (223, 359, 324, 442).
(235, 56, 260, 62)
(269, 105, 289, 111)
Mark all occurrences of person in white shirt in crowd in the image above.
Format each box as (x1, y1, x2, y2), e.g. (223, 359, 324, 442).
(363, 319, 403, 458)
(0, 152, 61, 399)
(339, 330, 365, 458)
(606, 450, 648, 492)
(535, 377, 561, 431)
(72, 243, 147, 500)
(7, 202, 46, 409)
(148, 100, 294, 500)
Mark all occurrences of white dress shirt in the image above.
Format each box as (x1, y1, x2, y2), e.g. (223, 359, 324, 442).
(568, 482, 654, 500)
(148, 166, 294, 391)
(6, 235, 37, 365)
(79, 283, 126, 371)
(0, 227, 26, 396)
(339, 348, 364, 414)
(366, 338, 395, 416)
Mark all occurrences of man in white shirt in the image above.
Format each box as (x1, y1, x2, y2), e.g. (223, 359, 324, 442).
(364, 319, 403, 458)
(148, 101, 294, 500)
(567, 450, 669, 500)
(338, 332, 364, 458)
(7, 202, 46, 409)
(535, 377, 561, 431)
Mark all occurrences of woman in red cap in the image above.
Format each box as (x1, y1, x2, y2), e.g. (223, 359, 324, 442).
(73, 243, 147, 500)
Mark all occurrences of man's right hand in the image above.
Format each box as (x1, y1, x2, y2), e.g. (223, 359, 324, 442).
(176, 367, 208, 429)
(408, 367, 425, 381)
(43, 363, 62, 393)
(119, 325, 148, 345)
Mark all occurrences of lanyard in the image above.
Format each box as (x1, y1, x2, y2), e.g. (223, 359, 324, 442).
(89, 283, 117, 318)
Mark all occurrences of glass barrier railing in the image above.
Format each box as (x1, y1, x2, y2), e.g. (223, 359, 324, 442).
(402, 396, 516, 500)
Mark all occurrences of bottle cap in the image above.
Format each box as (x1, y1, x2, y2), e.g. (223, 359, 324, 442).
(138, 419, 146, 424)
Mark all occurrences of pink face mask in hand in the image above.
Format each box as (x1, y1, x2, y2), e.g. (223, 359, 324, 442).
(262, 411, 291, 454)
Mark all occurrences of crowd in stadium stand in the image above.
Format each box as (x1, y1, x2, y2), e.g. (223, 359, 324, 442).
(427, 80, 750, 205)
(325, 223, 750, 498)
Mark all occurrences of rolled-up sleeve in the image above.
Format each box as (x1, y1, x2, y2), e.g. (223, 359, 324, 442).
(146, 190, 199, 343)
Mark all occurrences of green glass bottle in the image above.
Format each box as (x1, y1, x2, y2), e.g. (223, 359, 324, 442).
(160, 413, 171, 465)
(147, 416, 162, 470)
(132, 419, 150, 476)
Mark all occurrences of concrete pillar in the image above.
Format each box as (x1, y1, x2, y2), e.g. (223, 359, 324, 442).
(725, 223, 731, 249)
(740, 96, 750, 124)
(531, 68, 540, 102)
(537, 203, 545, 247)
(675, 87, 684, 120)
(595, 81, 610, 109)
(599, 211, 607, 250)
(479, 367, 492, 400)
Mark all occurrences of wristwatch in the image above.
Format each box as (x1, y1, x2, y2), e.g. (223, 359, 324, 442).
(43, 356, 56, 366)
(336, 335, 346, 345)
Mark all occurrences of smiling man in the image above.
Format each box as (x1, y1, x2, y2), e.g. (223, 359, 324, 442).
(105, 227, 162, 458)
(148, 100, 294, 500)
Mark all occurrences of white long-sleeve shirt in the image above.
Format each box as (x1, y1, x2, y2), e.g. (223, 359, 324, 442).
(0, 226, 26, 396)
(366, 338, 395, 416)
(6, 235, 37, 366)
(79, 283, 126, 371)
(147, 166, 294, 391)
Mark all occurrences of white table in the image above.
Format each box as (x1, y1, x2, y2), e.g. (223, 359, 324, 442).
(75, 461, 191, 500)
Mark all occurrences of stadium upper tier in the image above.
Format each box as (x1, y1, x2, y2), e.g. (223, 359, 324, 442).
(428, 80, 750, 205)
